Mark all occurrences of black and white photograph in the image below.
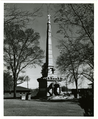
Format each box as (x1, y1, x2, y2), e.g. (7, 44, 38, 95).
(3, 2, 95, 117)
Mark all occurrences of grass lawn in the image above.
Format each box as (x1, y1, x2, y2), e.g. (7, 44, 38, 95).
(4, 99, 84, 116)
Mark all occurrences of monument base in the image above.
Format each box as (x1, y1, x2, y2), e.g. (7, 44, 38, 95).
(37, 78, 47, 98)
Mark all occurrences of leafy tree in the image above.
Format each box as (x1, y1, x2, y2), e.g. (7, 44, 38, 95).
(62, 86, 68, 92)
(4, 70, 30, 91)
(4, 71, 13, 91)
(4, 5, 44, 98)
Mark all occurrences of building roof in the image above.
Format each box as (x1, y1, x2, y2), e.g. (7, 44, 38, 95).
(16, 86, 30, 91)
(4, 86, 31, 92)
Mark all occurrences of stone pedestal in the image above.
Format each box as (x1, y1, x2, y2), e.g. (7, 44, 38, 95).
(37, 78, 47, 98)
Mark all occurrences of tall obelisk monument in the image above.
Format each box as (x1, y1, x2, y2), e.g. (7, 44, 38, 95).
(37, 14, 54, 98)
(46, 14, 54, 79)
(37, 14, 61, 98)
(46, 14, 62, 96)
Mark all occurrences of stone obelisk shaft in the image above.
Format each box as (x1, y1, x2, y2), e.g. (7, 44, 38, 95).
(46, 15, 54, 78)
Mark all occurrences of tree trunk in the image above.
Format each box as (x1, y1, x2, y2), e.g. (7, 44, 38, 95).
(75, 79, 78, 98)
(13, 73, 16, 98)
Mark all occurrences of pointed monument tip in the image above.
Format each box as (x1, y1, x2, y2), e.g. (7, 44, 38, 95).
(48, 14, 51, 19)
(48, 14, 51, 23)
(48, 14, 51, 16)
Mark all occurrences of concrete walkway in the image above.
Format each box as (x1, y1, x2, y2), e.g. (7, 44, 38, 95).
(4, 99, 84, 116)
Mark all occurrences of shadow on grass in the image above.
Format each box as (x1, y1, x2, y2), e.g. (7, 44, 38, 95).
(4, 97, 21, 99)
(38, 98, 79, 104)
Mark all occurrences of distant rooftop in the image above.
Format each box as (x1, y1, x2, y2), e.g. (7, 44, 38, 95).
(4, 86, 31, 92)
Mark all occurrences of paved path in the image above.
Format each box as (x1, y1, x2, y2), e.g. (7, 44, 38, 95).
(4, 99, 84, 116)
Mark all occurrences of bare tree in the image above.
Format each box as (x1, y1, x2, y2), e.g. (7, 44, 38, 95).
(56, 39, 81, 97)
(54, 4, 94, 45)
(54, 4, 94, 96)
